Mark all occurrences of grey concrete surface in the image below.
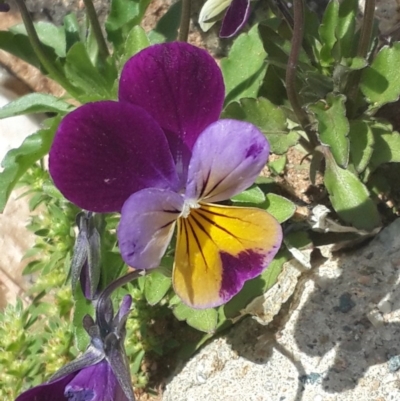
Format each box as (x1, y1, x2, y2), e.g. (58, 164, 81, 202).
(164, 219, 400, 401)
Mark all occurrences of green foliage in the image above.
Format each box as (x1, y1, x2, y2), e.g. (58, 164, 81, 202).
(360, 43, 400, 108)
(221, 25, 267, 105)
(122, 25, 150, 64)
(0, 94, 73, 119)
(308, 93, 349, 167)
(173, 302, 218, 333)
(222, 97, 299, 154)
(106, 0, 151, 51)
(0, 117, 60, 213)
(324, 148, 381, 230)
(148, 0, 182, 44)
(64, 42, 116, 101)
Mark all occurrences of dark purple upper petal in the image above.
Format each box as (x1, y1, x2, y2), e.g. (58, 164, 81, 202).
(64, 361, 129, 401)
(119, 42, 225, 181)
(220, 0, 250, 38)
(15, 372, 77, 401)
(49, 101, 179, 212)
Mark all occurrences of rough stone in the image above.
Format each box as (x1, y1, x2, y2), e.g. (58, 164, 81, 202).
(164, 219, 400, 400)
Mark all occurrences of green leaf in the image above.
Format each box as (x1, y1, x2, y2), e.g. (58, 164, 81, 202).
(173, 304, 218, 333)
(262, 193, 296, 223)
(72, 285, 93, 352)
(360, 43, 400, 108)
(221, 25, 267, 105)
(367, 121, 400, 173)
(348, 120, 374, 173)
(308, 93, 349, 167)
(231, 185, 265, 204)
(334, 0, 359, 59)
(222, 97, 299, 154)
(319, 0, 339, 65)
(144, 271, 172, 305)
(106, 0, 151, 49)
(268, 155, 286, 175)
(64, 42, 113, 101)
(0, 31, 39, 67)
(64, 13, 83, 52)
(323, 148, 381, 230)
(148, 0, 181, 44)
(224, 249, 290, 318)
(0, 117, 61, 213)
(122, 25, 150, 64)
(0, 94, 73, 119)
(10, 22, 66, 57)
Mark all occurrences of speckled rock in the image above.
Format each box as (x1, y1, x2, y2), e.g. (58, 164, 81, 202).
(164, 218, 400, 401)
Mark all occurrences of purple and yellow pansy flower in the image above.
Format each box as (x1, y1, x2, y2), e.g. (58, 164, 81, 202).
(49, 42, 282, 309)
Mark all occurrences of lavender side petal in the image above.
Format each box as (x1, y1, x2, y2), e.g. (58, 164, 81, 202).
(117, 188, 183, 269)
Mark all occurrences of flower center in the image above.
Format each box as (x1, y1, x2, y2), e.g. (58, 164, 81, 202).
(180, 199, 200, 218)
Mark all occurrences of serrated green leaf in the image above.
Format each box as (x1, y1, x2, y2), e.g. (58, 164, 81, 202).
(0, 117, 60, 213)
(10, 22, 66, 57)
(173, 304, 218, 333)
(0, 94, 73, 119)
(231, 185, 265, 204)
(221, 25, 267, 105)
(222, 97, 298, 154)
(148, 0, 181, 44)
(122, 25, 150, 64)
(319, 0, 339, 65)
(224, 249, 290, 318)
(348, 120, 374, 173)
(360, 43, 400, 108)
(308, 93, 349, 167)
(262, 193, 295, 223)
(144, 271, 172, 305)
(323, 148, 381, 230)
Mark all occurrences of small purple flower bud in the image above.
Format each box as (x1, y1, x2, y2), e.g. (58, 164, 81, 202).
(15, 293, 135, 401)
(71, 212, 102, 300)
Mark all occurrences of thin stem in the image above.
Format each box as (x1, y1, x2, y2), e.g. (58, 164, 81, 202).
(357, 0, 375, 59)
(285, 0, 318, 149)
(15, 0, 81, 97)
(82, 0, 110, 60)
(178, 0, 191, 42)
(96, 271, 141, 327)
(346, 0, 375, 115)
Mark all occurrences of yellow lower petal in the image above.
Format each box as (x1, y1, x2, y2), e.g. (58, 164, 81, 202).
(173, 203, 282, 308)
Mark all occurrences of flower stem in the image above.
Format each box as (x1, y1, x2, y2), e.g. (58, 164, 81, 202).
(285, 0, 318, 150)
(346, 0, 375, 116)
(82, 0, 110, 60)
(14, 0, 81, 98)
(178, 0, 191, 42)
